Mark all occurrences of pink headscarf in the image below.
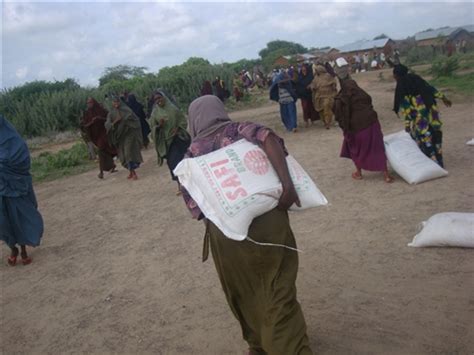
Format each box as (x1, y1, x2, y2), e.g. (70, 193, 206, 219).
(187, 95, 232, 140)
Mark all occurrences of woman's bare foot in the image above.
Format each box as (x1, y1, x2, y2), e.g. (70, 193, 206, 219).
(7, 247, 18, 266)
(98, 172, 104, 179)
(352, 171, 363, 180)
(20, 246, 31, 265)
(384, 172, 394, 183)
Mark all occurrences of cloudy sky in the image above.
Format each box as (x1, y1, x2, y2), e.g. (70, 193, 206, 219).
(2, 1, 473, 89)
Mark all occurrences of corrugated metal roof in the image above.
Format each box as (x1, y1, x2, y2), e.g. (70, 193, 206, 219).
(461, 24, 474, 33)
(415, 27, 458, 41)
(336, 38, 391, 53)
(298, 53, 316, 59)
(415, 25, 474, 41)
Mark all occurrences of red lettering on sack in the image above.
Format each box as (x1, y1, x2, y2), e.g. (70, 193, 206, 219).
(210, 159, 229, 168)
(225, 187, 248, 201)
(213, 166, 231, 179)
(221, 174, 241, 188)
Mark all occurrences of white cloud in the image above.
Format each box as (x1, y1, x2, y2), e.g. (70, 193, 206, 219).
(38, 67, 53, 79)
(2, 1, 474, 89)
(3, 3, 76, 35)
(16, 66, 29, 79)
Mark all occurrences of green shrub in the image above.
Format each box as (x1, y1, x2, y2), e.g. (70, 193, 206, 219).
(31, 142, 94, 181)
(405, 46, 437, 65)
(430, 56, 460, 78)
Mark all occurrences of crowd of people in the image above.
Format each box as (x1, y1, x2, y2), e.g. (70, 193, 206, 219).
(1, 52, 453, 354)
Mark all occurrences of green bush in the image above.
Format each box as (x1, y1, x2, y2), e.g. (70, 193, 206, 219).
(430, 56, 460, 78)
(31, 142, 93, 181)
(405, 46, 437, 65)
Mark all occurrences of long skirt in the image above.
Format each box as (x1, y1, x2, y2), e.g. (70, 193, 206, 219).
(0, 187, 43, 248)
(167, 136, 191, 181)
(314, 97, 334, 126)
(98, 149, 116, 172)
(412, 126, 443, 168)
(206, 208, 313, 354)
(139, 117, 151, 148)
(340, 120, 387, 171)
(279, 102, 297, 131)
(117, 131, 143, 171)
(300, 98, 320, 122)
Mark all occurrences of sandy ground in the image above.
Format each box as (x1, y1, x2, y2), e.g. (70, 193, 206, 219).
(1, 68, 473, 354)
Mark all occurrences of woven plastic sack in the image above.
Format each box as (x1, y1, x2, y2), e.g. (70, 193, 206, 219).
(174, 139, 328, 241)
(384, 131, 448, 184)
(408, 212, 474, 248)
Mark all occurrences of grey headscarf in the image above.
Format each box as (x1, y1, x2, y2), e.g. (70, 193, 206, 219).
(187, 95, 232, 140)
(334, 58, 350, 80)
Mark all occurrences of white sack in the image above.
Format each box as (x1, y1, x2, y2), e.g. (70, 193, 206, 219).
(174, 139, 328, 241)
(408, 212, 474, 248)
(384, 131, 448, 184)
(466, 138, 474, 146)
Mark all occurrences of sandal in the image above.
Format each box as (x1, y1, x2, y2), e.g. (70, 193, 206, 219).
(7, 255, 17, 266)
(98, 172, 104, 179)
(21, 256, 32, 265)
(352, 171, 363, 180)
(384, 175, 395, 184)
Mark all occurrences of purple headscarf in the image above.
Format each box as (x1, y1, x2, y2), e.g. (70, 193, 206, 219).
(187, 95, 232, 140)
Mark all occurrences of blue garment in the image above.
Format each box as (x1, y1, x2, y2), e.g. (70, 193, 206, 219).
(269, 73, 298, 103)
(127, 162, 141, 170)
(280, 102, 297, 131)
(0, 115, 43, 248)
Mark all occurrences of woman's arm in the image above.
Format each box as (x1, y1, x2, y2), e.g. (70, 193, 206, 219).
(262, 133, 301, 210)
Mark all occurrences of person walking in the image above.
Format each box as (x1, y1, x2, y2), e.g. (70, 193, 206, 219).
(1, 115, 44, 266)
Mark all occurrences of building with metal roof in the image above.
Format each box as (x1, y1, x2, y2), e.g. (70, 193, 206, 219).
(414, 25, 474, 41)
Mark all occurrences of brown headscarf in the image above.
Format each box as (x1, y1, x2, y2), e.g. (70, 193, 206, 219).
(187, 95, 232, 140)
(80, 98, 114, 152)
(81, 98, 108, 125)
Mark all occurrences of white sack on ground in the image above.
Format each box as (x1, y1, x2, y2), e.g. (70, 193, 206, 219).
(174, 139, 328, 241)
(384, 131, 448, 184)
(466, 138, 474, 146)
(408, 212, 474, 248)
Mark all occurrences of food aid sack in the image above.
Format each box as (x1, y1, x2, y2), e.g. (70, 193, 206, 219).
(174, 139, 328, 241)
(466, 138, 474, 146)
(384, 131, 448, 184)
(408, 212, 474, 248)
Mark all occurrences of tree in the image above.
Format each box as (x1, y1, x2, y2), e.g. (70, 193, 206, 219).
(182, 57, 211, 66)
(258, 40, 307, 71)
(222, 58, 262, 73)
(258, 40, 307, 59)
(98, 65, 148, 87)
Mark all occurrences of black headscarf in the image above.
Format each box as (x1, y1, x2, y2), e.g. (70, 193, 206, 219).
(126, 94, 146, 120)
(126, 94, 151, 140)
(295, 64, 313, 99)
(393, 64, 437, 113)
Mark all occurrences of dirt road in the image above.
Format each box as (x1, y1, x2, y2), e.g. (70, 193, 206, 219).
(1, 69, 473, 354)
